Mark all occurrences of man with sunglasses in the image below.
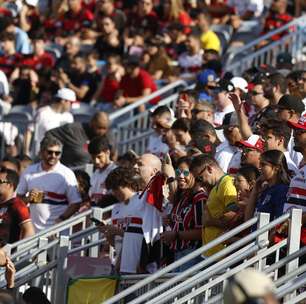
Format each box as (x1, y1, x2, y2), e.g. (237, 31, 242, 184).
(17, 136, 81, 232)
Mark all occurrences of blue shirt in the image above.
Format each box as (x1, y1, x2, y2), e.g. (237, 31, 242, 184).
(15, 27, 31, 54)
(255, 184, 289, 220)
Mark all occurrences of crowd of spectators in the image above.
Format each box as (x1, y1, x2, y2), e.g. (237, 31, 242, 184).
(0, 0, 305, 303)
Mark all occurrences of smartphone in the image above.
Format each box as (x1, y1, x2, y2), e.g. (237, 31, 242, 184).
(90, 217, 106, 226)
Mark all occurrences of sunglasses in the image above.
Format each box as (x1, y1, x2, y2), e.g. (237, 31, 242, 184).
(250, 91, 264, 96)
(175, 169, 190, 177)
(46, 150, 61, 156)
(0, 179, 9, 184)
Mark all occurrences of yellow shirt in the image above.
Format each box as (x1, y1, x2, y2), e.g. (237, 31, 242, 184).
(200, 30, 221, 53)
(202, 175, 237, 256)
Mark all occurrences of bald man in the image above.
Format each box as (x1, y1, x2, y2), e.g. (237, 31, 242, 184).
(47, 111, 113, 167)
(136, 153, 162, 186)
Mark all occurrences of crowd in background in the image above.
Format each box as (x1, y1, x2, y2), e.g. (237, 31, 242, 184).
(0, 0, 305, 303)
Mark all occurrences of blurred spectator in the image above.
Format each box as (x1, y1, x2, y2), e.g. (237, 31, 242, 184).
(47, 112, 110, 167)
(224, 268, 279, 304)
(0, 168, 34, 243)
(0, 156, 20, 174)
(25, 88, 75, 155)
(17, 136, 82, 232)
(23, 286, 51, 304)
(195, 69, 218, 103)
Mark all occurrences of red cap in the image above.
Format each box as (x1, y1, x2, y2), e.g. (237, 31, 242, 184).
(287, 114, 306, 131)
(236, 135, 264, 152)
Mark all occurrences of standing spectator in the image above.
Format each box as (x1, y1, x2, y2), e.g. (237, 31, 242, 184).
(161, 157, 206, 271)
(115, 55, 158, 112)
(47, 112, 111, 167)
(0, 168, 34, 243)
(88, 136, 117, 205)
(25, 88, 75, 155)
(196, 11, 221, 53)
(190, 155, 237, 257)
(17, 136, 81, 232)
(244, 150, 290, 221)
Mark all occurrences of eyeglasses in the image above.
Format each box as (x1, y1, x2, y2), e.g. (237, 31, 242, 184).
(175, 169, 190, 177)
(250, 91, 264, 96)
(0, 179, 9, 184)
(46, 150, 61, 156)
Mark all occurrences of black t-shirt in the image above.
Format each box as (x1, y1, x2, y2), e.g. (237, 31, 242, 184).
(94, 36, 124, 60)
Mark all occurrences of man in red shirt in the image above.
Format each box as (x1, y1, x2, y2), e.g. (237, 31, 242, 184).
(0, 168, 34, 243)
(21, 31, 55, 71)
(115, 55, 159, 112)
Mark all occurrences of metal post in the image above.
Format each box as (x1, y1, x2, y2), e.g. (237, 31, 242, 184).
(54, 236, 69, 304)
(286, 208, 302, 276)
(89, 207, 104, 257)
(256, 212, 270, 271)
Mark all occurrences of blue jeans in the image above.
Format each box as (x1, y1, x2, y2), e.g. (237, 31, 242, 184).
(174, 247, 202, 273)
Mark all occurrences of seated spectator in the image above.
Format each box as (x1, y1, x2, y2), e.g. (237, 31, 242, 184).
(88, 136, 117, 206)
(161, 157, 206, 271)
(115, 55, 158, 112)
(17, 136, 82, 232)
(47, 112, 110, 167)
(0, 16, 31, 54)
(0, 32, 22, 77)
(190, 155, 237, 257)
(245, 150, 290, 221)
(93, 55, 124, 112)
(178, 34, 203, 79)
(0, 168, 34, 243)
(25, 88, 75, 155)
(196, 11, 221, 53)
(94, 15, 124, 60)
(195, 69, 218, 103)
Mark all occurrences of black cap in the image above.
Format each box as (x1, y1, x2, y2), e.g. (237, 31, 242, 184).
(216, 79, 235, 93)
(124, 55, 140, 67)
(278, 94, 305, 114)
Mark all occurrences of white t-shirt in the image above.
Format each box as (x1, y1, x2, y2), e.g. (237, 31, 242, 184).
(227, 0, 264, 17)
(89, 162, 117, 204)
(0, 122, 18, 146)
(227, 150, 242, 174)
(17, 162, 81, 232)
(147, 132, 169, 158)
(214, 104, 235, 126)
(288, 135, 303, 167)
(215, 141, 238, 173)
(32, 106, 74, 153)
(284, 151, 299, 177)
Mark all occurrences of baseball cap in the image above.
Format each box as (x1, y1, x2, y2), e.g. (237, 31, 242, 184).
(224, 268, 276, 304)
(278, 94, 305, 114)
(197, 69, 218, 86)
(124, 55, 140, 67)
(287, 114, 306, 131)
(55, 88, 77, 102)
(25, 0, 38, 6)
(236, 134, 264, 152)
(215, 79, 235, 93)
(230, 77, 248, 93)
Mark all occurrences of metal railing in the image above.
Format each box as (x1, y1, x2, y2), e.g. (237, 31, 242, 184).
(225, 15, 306, 75)
(109, 80, 187, 123)
(0, 206, 113, 303)
(104, 209, 303, 304)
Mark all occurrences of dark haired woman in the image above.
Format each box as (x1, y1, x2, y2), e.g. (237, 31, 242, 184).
(161, 157, 207, 272)
(245, 150, 290, 221)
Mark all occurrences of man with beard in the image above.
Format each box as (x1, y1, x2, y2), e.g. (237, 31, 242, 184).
(190, 155, 237, 257)
(17, 136, 81, 232)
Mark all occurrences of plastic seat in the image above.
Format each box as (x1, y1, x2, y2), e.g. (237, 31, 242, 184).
(71, 103, 97, 116)
(10, 105, 34, 117)
(73, 113, 92, 123)
(3, 112, 32, 134)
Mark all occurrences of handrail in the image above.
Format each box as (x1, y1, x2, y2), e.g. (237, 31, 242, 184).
(109, 80, 187, 121)
(105, 212, 293, 304)
(225, 15, 306, 65)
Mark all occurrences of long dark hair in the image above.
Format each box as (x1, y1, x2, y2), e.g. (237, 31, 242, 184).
(260, 150, 290, 185)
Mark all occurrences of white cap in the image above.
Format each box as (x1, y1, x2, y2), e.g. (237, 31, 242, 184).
(25, 0, 39, 6)
(224, 268, 276, 304)
(55, 88, 77, 102)
(231, 77, 248, 93)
